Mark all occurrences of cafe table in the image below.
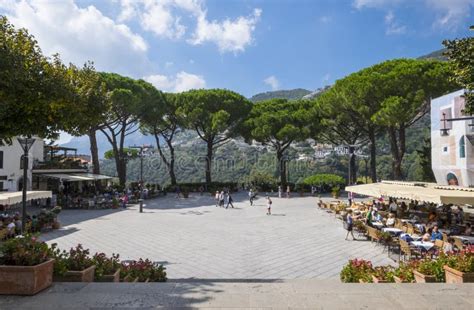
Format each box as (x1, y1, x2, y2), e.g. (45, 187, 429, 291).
(453, 235, 474, 245)
(381, 227, 403, 236)
(371, 222, 384, 229)
(411, 241, 435, 252)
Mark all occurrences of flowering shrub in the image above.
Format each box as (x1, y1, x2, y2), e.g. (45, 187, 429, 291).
(445, 250, 474, 273)
(416, 254, 448, 282)
(393, 261, 418, 282)
(48, 243, 93, 276)
(93, 253, 121, 280)
(372, 266, 395, 282)
(340, 259, 374, 283)
(0, 235, 49, 266)
(120, 258, 167, 282)
(376, 231, 392, 243)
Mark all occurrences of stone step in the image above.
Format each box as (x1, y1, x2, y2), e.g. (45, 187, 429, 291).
(1, 280, 473, 309)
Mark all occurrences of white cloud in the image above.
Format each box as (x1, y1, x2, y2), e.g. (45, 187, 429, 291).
(353, 0, 403, 9)
(118, 0, 261, 53)
(144, 71, 206, 92)
(384, 11, 406, 35)
(264, 76, 280, 91)
(425, 0, 474, 29)
(354, 0, 473, 30)
(0, 0, 149, 76)
(190, 8, 261, 53)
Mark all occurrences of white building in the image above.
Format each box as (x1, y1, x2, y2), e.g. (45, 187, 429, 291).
(0, 137, 44, 192)
(431, 90, 474, 187)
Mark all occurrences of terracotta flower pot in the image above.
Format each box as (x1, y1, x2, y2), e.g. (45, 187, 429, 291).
(54, 265, 96, 282)
(393, 275, 410, 283)
(95, 269, 120, 282)
(413, 270, 437, 283)
(371, 275, 388, 283)
(122, 275, 138, 283)
(0, 259, 54, 295)
(443, 265, 474, 283)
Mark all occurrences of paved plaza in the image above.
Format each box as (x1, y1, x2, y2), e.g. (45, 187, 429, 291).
(40, 193, 392, 280)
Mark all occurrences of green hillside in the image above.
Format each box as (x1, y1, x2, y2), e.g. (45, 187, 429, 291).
(250, 88, 311, 102)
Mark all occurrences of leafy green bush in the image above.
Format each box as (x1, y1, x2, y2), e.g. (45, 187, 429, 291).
(164, 182, 239, 193)
(340, 259, 374, 283)
(0, 234, 49, 266)
(303, 174, 345, 192)
(244, 171, 278, 191)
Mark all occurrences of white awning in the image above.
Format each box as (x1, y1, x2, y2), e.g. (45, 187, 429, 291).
(73, 173, 113, 180)
(40, 174, 95, 182)
(346, 181, 474, 205)
(0, 191, 52, 205)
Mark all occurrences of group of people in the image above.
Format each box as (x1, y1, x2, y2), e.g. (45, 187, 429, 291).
(214, 191, 235, 209)
(277, 186, 291, 199)
(0, 211, 22, 238)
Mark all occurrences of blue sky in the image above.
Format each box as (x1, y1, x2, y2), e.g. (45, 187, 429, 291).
(0, 0, 473, 101)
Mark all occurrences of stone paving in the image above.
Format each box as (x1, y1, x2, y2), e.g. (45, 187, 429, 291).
(40, 193, 393, 280)
(1, 281, 473, 309)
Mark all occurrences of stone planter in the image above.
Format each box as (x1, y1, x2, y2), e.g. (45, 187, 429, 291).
(122, 275, 138, 283)
(54, 265, 96, 282)
(0, 259, 54, 295)
(444, 265, 474, 283)
(371, 275, 388, 283)
(95, 269, 121, 282)
(393, 275, 410, 283)
(413, 270, 437, 283)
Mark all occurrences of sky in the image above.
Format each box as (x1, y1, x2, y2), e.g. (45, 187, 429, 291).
(0, 0, 473, 143)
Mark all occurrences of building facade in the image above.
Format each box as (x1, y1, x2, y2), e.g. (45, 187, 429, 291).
(431, 90, 474, 187)
(0, 138, 44, 192)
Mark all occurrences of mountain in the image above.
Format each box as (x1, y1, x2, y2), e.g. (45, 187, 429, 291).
(302, 86, 331, 100)
(418, 49, 447, 61)
(250, 88, 311, 102)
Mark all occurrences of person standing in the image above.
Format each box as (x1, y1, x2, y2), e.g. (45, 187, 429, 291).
(249, 189, 254, 206)
(226, 192, 234, 209)
(266, 196, 272, 215)
(215, 191, 220, 207)
(286, 185, 290, 198)
(345, 210, 355, 240)
(219, 191, 225, 207)
(278, 186, 282, 198)
(175, 185, 181, 198)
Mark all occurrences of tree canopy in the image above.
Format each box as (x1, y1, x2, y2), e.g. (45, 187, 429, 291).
(178, 89, 252, 185)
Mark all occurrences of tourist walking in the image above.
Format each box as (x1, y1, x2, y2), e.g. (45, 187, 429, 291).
(219, 191, 225, 207)
(345, 210, 355, 240)
(215, 191, 220, 207)
(226, 192, 234, 209)
(266, 196, 272, 215)
(286, 185, 290, 198)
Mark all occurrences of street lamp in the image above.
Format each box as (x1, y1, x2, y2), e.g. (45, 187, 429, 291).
(129, 145, 154, 213)
(17, 136, 35, 235)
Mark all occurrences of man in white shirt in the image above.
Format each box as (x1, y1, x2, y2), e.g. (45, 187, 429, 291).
(389, 199, 398, 213)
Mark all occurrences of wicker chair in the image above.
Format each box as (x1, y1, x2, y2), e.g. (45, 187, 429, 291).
(400, 239, 420, 261)
(454, 237, 465, 251)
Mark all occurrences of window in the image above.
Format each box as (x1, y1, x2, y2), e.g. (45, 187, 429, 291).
(443, 146, 448, 153)
(0, 150, 3, 169)
(460, 136, 466, 158)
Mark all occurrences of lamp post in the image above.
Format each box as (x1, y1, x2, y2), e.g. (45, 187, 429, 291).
(17, 137, 35, 235)
(129, 145, 153, 213)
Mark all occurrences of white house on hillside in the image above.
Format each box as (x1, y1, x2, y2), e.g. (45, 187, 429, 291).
(0, 137, 44, 192)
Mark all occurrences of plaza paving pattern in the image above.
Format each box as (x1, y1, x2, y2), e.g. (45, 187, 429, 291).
(40, 193, 393, 280)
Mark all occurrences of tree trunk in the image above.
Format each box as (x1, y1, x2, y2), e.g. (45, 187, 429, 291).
(277, 150, 287, 187)
(88, 128, 100, 175)
(388, 127, 403, 180)
(205, 141, 213, 185)
(168, 145, 177, 186)
(368, 127, 377, 182)
(348, 146, 357, 185)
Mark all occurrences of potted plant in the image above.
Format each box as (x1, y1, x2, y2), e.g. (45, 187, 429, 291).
(413, 256, 447, 283)
(120, 259, 167, 282)
(50, 244, 96, 282)
(0, 235, 54, 295)
(393, 261, 417, 283)
(443, 250, 474, 283)
(371, 266, 395, 283)
(93, 253, 121, 282)
(340, 259, 373, 283)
